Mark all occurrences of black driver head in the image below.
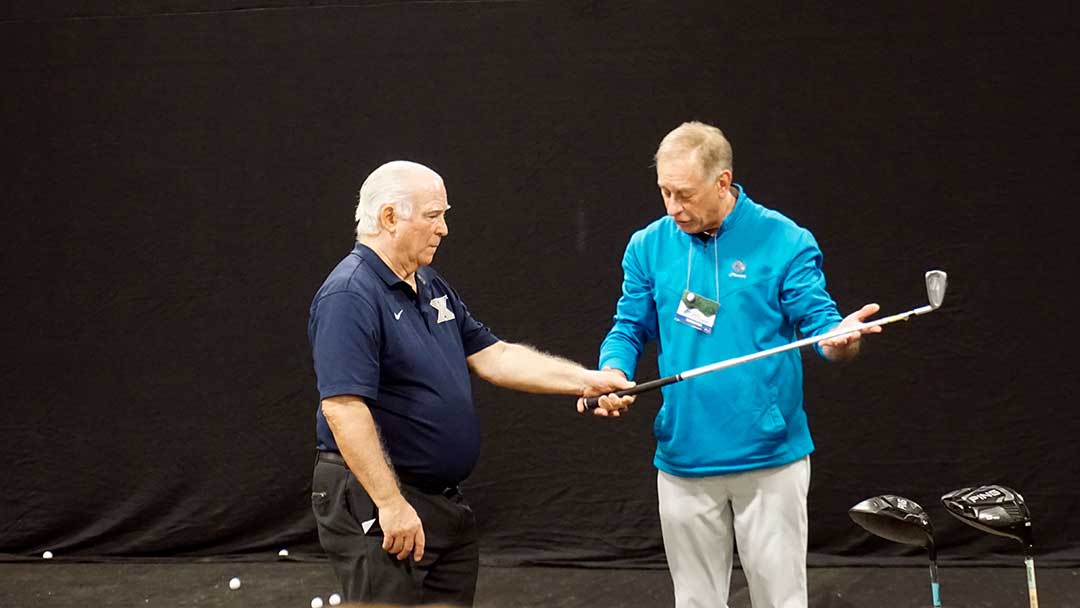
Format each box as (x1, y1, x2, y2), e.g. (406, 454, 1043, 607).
(940, 484, 1033, 548)
(849, 495, 935, 552)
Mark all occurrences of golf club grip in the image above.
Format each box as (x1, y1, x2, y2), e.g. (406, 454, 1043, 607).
(583, 375, 679, 410)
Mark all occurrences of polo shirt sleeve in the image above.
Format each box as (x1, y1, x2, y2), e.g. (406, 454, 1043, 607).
(456, 298, 500, 356)
(310, 291, 381, 401)
(442, 284, 499, 356)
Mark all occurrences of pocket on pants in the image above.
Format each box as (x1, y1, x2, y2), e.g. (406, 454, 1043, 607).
(311, 463, 366, 536)
(345, 474, 380, 536)
(311, 464, 334, 514)
(312, 490, 331, 510)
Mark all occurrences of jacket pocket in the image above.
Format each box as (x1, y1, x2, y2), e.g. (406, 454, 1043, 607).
(653, 403, 673, 443)
(756, 380, 788, 443)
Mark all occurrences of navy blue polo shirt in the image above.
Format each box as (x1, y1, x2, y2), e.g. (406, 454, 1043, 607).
(308, 243, 499, 488)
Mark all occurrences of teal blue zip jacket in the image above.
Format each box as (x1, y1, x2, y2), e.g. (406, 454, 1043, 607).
(599, 185, 842, 476)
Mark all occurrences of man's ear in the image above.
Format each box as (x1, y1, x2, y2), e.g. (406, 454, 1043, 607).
(715, 169, 733, 192)
(378, 203, 398, 235)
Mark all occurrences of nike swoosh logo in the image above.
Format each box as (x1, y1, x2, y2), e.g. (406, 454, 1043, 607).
(394, 309, 403, 320)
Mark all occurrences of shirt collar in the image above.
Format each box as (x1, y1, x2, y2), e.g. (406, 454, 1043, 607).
(693, 183, 748, 241)
(720, 183, 748, 232)
(353, 243, 407, 287)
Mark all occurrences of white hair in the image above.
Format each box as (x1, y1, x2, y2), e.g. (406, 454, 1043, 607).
(354, 160, 439, 237)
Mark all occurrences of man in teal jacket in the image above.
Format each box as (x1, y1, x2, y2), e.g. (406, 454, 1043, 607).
(589, 122, 880, 608)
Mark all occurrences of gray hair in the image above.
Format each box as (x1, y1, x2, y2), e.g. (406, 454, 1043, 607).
(354, 160, 439, 237)
(655, 121, 733, 181)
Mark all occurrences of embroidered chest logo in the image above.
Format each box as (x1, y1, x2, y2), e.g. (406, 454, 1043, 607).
(729, 260, 748, 279)
(429, 295, 456, 323)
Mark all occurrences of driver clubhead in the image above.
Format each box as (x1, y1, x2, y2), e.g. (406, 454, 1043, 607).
(941, 484, 1032, 547)
(849, 495, 935, 550)
(925, 270, 948, 309)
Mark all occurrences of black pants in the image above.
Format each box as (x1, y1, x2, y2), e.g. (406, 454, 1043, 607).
(312, 454, 479, 606)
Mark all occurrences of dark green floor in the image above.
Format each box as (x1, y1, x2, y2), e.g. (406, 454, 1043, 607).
(1, 561, 1077, 607)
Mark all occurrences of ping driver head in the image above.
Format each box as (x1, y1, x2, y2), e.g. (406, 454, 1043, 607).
(941, 484, 1033, 548)
(849, 495, 936, 554)
(925, 270, 948, 309)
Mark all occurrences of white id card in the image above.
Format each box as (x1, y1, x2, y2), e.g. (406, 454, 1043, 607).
(674, 290, 719, 334)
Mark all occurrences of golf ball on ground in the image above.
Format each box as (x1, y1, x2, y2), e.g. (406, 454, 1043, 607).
(278, 548, 289, 557)
(228, 577, 241, 590)
(311, 597, 324, 608)
(42, 551, 54, 559)
(328, 593, 342, 606)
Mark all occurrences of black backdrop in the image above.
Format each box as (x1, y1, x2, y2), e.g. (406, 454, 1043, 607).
(3, 1, 1079, 567)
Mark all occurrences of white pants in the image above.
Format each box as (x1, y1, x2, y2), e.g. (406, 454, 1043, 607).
(657, 457, 811, 608)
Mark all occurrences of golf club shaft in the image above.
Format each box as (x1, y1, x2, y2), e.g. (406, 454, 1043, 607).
(929, 560, 942, 608)
(1025, 555, 1039, 608)
(584, 304, 934, 409)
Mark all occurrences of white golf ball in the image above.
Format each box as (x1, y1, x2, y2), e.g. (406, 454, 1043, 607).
(42, 551, 53, 559)
(278, 548, 289, 557)
(328, 593, 342, 606)
(311, 597, 324, 608)
(228, 577, 241, 590)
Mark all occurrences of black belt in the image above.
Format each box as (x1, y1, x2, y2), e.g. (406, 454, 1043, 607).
(317, 451, 460, 498)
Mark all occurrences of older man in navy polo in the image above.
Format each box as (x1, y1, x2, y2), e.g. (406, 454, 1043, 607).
(308, 160, 634, 606)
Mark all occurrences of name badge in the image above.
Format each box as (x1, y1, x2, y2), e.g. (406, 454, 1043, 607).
(674, 290, 719, 334)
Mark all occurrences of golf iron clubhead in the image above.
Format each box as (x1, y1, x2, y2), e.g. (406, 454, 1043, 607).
(925, 270, 948, 309)
(941, 484, 1038, 608)
(849, 495, 941, 607)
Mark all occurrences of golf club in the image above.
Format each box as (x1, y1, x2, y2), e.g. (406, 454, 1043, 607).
(941, 484, 1038, 608)
(849, 495, 942, 607)
(585, 269, 948, 410)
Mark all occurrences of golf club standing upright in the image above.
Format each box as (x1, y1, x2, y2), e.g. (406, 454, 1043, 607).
(849, 495, 941, 607)
(941, 484, 1038, 608)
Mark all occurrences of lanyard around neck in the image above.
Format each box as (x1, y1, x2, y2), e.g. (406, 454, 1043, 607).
(685, 232, 719, 302)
